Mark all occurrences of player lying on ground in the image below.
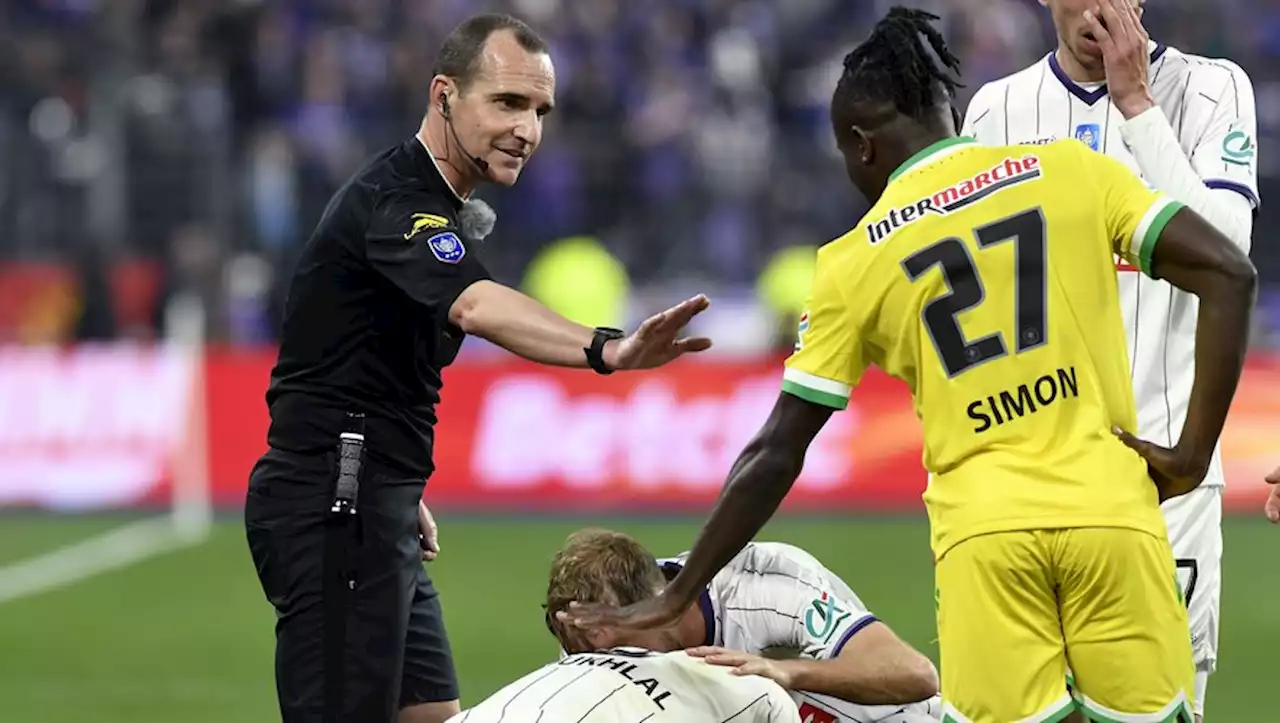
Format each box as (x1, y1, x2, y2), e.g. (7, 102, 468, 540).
(962, 1, 1260, 717)
(543, 528, 941, 723)
(445, 647, 801, 722)
(560, 6, 1256, 723)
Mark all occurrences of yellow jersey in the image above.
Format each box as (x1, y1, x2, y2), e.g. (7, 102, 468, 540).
(783, 136, 1185, 558)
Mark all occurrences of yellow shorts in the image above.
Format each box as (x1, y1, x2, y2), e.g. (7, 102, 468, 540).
(935, 528, 1196, 722)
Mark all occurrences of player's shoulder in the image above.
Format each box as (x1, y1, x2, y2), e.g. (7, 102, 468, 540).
(715, 542, 834, 592)
(1155, 44, 1254, 94)
(965, 57, 1051, 113)
(730, 541, 822, 572)
(1028, 138, 1129, 191)
(805, 224, 872, 285)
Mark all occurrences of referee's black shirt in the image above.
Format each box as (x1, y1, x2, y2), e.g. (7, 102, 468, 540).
(265, 137, 491, 476)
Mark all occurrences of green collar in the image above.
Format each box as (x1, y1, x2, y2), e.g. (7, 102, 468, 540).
(887, 136, 976, 184)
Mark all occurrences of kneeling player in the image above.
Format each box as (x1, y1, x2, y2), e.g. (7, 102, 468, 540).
(544, 528, 941, 723)
(446, 647, 800, 722)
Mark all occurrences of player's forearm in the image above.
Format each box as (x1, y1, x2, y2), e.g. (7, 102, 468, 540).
(669, 394, 831, 607)
(667, 439, 802, 607)
(1121, 107, 1254, 250)
(1180, 272, 1256, 469)
(777, 655, 940, 706)
(450, 280, 600, 368)
(1151, 211, 1258, 471)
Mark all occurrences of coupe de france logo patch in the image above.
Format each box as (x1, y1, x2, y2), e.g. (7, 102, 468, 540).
(1221, 129, 1255, 166)
(1074, 123, 1100, 151)
(427, 231, 465, 264)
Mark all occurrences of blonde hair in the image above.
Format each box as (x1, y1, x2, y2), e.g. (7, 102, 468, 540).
(543, 528, 664, 650)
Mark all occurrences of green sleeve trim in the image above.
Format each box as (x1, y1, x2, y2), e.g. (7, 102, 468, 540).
(1138, 201, 1185, 277)
(781, 380, 849, 410)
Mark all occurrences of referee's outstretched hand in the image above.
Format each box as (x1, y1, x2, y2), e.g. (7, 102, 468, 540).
(1112, 425, 1208, 503)
(607, 295, 713, 371)
(1264, 466, 1280, 524)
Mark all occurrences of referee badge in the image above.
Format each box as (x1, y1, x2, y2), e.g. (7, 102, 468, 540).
(426, 231, 466, 264)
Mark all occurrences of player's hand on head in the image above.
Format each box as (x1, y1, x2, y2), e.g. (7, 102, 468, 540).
(1112, 426, 1208, 502)
(685, 647, 796, 689)
(1083, 0, 1154, 118)
(557, 590, 687, 633)
(1264, 466, 1280, 524)
(607, 295, 712, 371)
(418, 499, 439, 561)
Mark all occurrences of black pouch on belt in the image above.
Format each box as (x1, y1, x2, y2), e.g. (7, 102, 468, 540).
(323, 412, 364, 722)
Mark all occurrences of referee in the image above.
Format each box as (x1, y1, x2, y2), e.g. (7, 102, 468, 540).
(244, 13, 712, 723)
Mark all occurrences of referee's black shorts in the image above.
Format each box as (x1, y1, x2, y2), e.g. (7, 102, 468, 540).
(244, 447, 458, 723)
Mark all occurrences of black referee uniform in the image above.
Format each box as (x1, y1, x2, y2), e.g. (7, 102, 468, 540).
(245, 136, 486, 722)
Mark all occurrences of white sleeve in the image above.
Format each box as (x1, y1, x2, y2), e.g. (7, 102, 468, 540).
(1118, 65, 1258, 251)
(727, 545, 878, 660)
(1189, 62, 1260, 209)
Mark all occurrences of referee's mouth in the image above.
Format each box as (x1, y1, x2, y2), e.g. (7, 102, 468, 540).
(495, 144, 529, 160)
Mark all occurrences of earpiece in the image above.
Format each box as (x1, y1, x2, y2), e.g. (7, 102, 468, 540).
(441, 94, 452, 119)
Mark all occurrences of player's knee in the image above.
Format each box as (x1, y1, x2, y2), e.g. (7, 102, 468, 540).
(397, 700, 460, 723)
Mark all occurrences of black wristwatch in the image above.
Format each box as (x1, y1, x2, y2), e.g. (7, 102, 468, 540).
(585, 327, 625, 375)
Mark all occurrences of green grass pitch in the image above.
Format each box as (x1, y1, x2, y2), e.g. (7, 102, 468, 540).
(0, 515, 1273, 722)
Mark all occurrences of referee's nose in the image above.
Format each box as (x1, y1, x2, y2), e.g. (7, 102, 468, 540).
(511, 111, 541, 154)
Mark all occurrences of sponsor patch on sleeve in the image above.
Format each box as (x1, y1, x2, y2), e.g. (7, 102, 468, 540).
(404, 213, 451, 241)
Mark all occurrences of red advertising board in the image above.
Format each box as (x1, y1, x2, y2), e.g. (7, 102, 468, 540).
(204, 351, 927, 511)
(0, 344, 196, 509)
(203, 349, 1280, 514)
(0, 344, 1275, 514)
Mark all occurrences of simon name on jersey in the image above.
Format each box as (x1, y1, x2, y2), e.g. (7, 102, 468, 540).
(967, 365, 1081, 434)
(866, 154, 1042, 244)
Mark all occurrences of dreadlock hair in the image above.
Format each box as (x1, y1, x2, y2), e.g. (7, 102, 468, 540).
(832, 7, 963, 133)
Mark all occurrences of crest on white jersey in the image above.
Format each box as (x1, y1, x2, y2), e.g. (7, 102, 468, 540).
(1074, 123, 1101, 152)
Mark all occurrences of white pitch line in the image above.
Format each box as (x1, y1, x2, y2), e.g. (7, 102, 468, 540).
(0, 516, 201, 605)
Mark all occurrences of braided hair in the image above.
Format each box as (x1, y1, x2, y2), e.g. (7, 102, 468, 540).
(832, 7, 962, 132)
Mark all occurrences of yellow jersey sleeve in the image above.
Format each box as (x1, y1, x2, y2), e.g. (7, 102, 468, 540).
(1081, 144, 1186, 277)
(781, 249, 868, 410)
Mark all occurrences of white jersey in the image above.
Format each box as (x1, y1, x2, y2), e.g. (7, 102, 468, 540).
(962, 43, 1259, 488)
(659, 543, 878, 661)
(449, 648, 799, 723)
(660, 543, 941, 722)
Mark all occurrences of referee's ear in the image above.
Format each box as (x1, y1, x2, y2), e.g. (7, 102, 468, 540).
(428, 75, 456, 116)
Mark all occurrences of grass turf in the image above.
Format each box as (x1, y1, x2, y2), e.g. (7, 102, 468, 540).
(0, 515, 1272, 722)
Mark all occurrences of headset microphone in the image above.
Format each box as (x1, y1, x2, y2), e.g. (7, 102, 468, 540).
(441, 95, 490, 174)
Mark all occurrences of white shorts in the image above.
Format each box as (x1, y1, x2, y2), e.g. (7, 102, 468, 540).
(1161, 483, 1223, 716)
(792, 690, 942, 722)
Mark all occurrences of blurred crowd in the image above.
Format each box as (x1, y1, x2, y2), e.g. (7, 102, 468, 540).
(1, 0, 1279, 346)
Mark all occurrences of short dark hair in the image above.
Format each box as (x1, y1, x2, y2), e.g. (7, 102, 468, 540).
(431, 13, 549, 91)
(543, 529, 664, 650)
(831, 6, 962, 132)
